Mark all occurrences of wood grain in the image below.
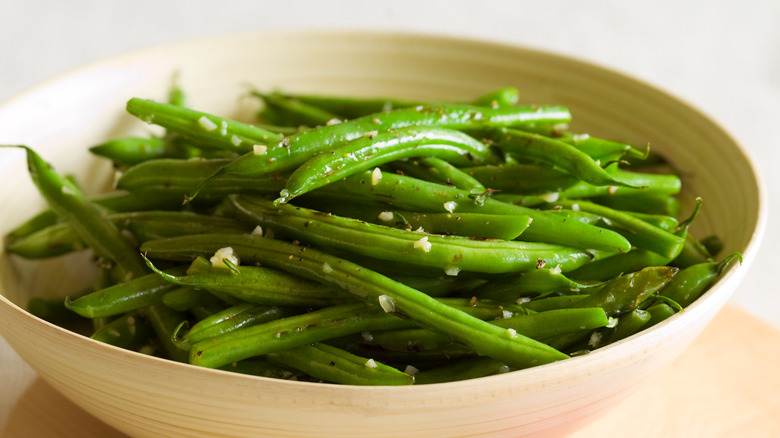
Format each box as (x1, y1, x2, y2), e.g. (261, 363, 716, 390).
(3, 305, 777, 438)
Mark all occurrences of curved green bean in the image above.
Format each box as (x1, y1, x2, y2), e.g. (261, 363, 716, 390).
(276, 127, 493, 204)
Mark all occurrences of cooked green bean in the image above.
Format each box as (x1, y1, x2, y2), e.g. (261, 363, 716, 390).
(318, 170, 631, 252)
(161, 287, 223, 312)
(144, 255, 348, 307)
(471, 268, 603, 303)
(126, 98, 283, 153)
(230, 195, 592, 274)
(10, 146, 147, 280)
(116, 158, 286, 198)
(89, 137, 189, 167)
(276, 127, 494, 204)
(178, 303, 299, 348)
(549, 200, 684, 259)
(254, 91, 340, 127)
(611, 308, 652, 342)
(660, 253, 741, 307)
(65, 268, 185, 318)
(488, 128, 639, 188)
(91, 311, 153, 349)
(7, 210, 249, 259)
(266, 343, 414, 386)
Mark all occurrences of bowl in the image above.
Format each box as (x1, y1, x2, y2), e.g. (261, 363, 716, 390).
(0, 31, 765, 437)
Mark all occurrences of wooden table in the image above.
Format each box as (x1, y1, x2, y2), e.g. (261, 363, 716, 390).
(2, 305, 779, 437)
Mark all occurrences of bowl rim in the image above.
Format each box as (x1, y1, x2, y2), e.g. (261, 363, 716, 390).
(0, 29, 769, 394)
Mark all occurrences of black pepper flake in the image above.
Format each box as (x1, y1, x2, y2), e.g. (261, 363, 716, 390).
(536, 258, 547, 269)
(329, 361, 336, 366)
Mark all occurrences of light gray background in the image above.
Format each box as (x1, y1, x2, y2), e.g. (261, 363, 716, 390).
(1, 0, 778, 431)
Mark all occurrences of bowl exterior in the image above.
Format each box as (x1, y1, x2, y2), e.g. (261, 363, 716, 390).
(0, 31, 765, 438)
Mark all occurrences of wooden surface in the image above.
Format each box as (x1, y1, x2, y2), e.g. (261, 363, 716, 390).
(2, 304, 778, 438)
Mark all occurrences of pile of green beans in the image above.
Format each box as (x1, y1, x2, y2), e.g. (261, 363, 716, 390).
(4, 85, 741, 386)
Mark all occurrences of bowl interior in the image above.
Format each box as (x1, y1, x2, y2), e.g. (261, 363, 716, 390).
(0, 31, 765, 438)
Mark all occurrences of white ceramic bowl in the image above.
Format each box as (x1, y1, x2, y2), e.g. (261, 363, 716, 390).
(0, 32, 765, 438)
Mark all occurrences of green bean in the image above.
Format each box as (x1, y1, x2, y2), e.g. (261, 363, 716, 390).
(672, 233, 716, 268)
(126, 98, 283, 153)
(574, 266, 677, 317)
(414, 357, 509, 384)
(10, 146, 147, 280)
(144, 255, 348, 307)
(287, 87, 521, 120)
(465, 163, 578, 195)
(190, 103, 571, 200)
(145, 301, 189, 362)
(542, 266, 676, 352)
(555, 169, 681, 199)
(644, 303, 677, 328)
(276, 127, 494, 204)
(351, 327, 457, 352)
(116, 158, 286, 198)
(611, 308, 652, 342)
(359, 307, 608, 351)
(288, 94, 421, 119)
(254, 91, 340, 127)
(6, 221, 88, 258)
(660, 252, 741, 307)
(230, 195, 592, 274)
(266, 343, 414, 386)
(318, 170, 631, 252)
(161, 287, 222, 312)
(625, 212, 678, 231)
(4, 209, 61, 244)
(592, 192, 681, 216)
(65, 268, 185, 318)
(122, 211, 249, 242)
(140, 234, 569, 369)
(700, 235, 724, 258)
(293, 197, 530, 241)
(89, 137, 188, 167)
(27, 297, 90, 326)
(488, 128, 639, 188)
(391, 275, 486, 297)
(91, 311, 153, 349)
(557, 133, 647, 162)
(389, 156, 490, 204)
(520, 295, 588, 312)
(494, 307, 609, 340)
(389, 211, 531, 241)
(566, 249, 670, 282)
(218, 358, 307, 380)
(168, 76, 186, 107)
(186, 302, 408, 367)
(471, 269, 602, 303)
(549, 200, 684, 259)
(471, 87, 520, 108)
(6, 210, 249, 259)
(178, 303, 299, 348)
(189, 303, 226, 320)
